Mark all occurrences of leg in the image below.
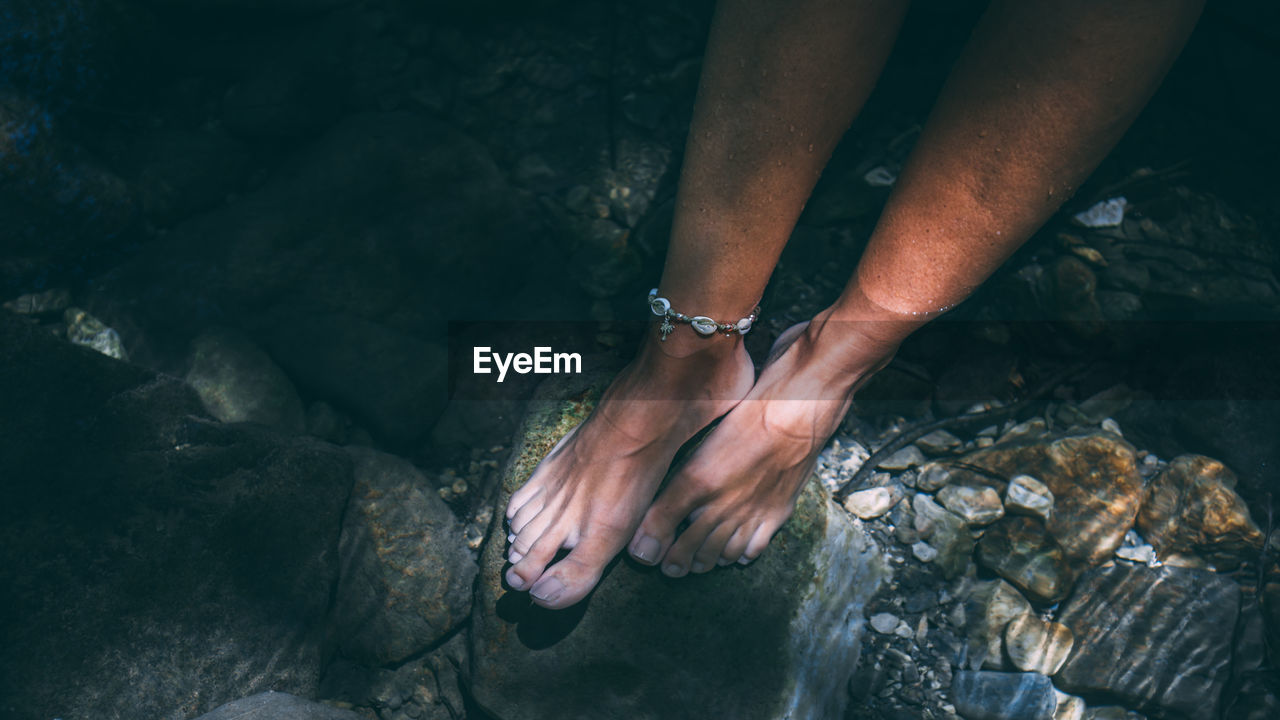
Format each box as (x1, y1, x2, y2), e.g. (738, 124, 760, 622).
(637, 0, 1204, 576)
(504, 0, 909, 609)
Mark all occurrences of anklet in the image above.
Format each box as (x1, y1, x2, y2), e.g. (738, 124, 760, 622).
(648, 288, 760, 341)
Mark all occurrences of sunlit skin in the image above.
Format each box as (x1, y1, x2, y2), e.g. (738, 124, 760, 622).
(504, 0, 1204, 609)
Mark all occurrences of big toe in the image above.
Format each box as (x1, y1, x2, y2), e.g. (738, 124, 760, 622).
(528, 536, 618, 609)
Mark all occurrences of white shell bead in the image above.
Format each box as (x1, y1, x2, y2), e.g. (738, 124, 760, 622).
(736, 317, 753, 334)
(650, 296, 671, 316)
(689, 316, 718, 336)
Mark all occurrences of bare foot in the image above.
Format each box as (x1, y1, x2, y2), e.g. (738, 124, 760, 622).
(503, 330, 754, 608)
(627, 306, 908, 576)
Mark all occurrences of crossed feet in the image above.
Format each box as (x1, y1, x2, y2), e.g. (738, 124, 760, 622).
(503, 305, 908, 609)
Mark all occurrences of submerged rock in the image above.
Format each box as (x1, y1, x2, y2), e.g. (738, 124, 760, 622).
(469, 373, 889, 720)
(1055, 564, 1239, 719)
(950, 671, 1057, 720)
(192, 692, 364, 720)
(1003, 614, 1073, 676)
(0, 312, 352, 720)
(185, 327, 306, 433)
(330, 448, 477, 666)
(1003, 474, 1054, 523)
(976, 517, 1076, 605)
(912, 493, 974, 578)
(937, 484, 1005, 526)
(965, 579, 1032, 671)
(65, 307, 128, 361)
(1136, 454, 1263, 570)
(948, 432, 1144, 566)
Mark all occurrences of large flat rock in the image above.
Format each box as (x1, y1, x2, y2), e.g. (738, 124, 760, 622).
(0, 312, 353, 720)
(1055, 564, 1239, 719)
(468, 374, 889, 720)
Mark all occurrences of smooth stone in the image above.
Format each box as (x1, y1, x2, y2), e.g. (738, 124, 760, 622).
(998, 418, 1048, 445)
(945, 432, 1144, 566)
(1004, 475, 1054, 523)
(3, 287, 71, 315)
(1056, 564, 1238, 719)
(916, 429, 962, 455)
(937, 485, 1005, 526)
(878, 444, 927, 471)
(185, 327, 306, 433)
(976, 517, 1076, 605)
(917, 462, 953, 492)
(470, 373, 889, 720)
(1054, 691, 1087, 720)
(1115, 545, 1155, 565)
(1136, 454, 1264, 570)
(844, 486, 899, 520)
(1004, 614, 1074, 676)
(912, 541, 939, 563)
(871, 613, 900, 634)
(965, 580, 1032, 671)
(64, 307, 128, 361)
(951, 671, 1057, 720)
(912, 494, 975, 578)
(329, 448, 476, 666)
(192, 692, 364, 720)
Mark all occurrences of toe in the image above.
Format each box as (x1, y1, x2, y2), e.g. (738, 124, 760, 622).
(662, 513, 718, 577)
(506, 484, 543, 523)
(741, 516, 785, 563)
(508, 507, 554, 560)
(529, 533, 621, 609)
(720, 524, 753, 566)
(629, 476, 704, 566)
(509, 493, 546, 534)
(505, 527, 565, 592)
(691, 522, 736, 573)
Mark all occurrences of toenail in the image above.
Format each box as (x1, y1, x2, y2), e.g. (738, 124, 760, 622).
(737, 555, 751, 565)
(505, 568, 526, 590)
(691, 561, 707, 573)
(530, 577, 565, 604)
(508, 550, 524, 564)
(717, 558, 731, 567)
(507, 533, 516, 544)
(663, 563, 685, 577)
(632, 535, 661, 563)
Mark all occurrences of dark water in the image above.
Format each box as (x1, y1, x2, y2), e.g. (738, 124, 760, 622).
(2, 1, 1279, 719)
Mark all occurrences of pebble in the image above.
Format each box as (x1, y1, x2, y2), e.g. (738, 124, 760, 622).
(844, 486, 899, 520)
(976, 517, 1077, 604)
(916, 463, 953, 492)
(1004, 475, 1054, 522)
(951, 671, 1058, 720)
(1100, 418, 1123, 436)
(916, 429, 962, 455)
(1115, 544, 1156, 565)
(912, 494, 975, 578)
(937, 485, 1005, 526)
(878, 444, 927, 471)
(1136, 454, 1264, 570)
(1003, 614, 1074, 675)
(1054, 691, 1087, 720)
(912, 541, 939, 563)
(870, 613, 900, 634)
(64, 307, 129, 361)
(997, 418, 1048, 444)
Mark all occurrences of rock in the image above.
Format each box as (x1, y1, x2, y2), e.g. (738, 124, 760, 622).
(469, 373, 889, 720)
(0, 312, 353, 720)
(130, 128, 249, 226)
(965, 580, 1032, 671)
(912, 541, 939, 563)
(1053, 255, 1105, 338)
(997, 418, 1047, 445)
(1136, 455, 1263, 570)
(976, 517, 1076, 605)
(912, 494, 975, 578)
(1115, 545, 1156, 565)
(306, 400, 350, 443)
(1003, 614, 1073, 675)
(1054, 691, 1087, 720)
(950, 671, 1057, 720)
(1084, 708, 1145, 720)
(193, 692, 364, 720)
(917, 429, 962, 455)
(871, 613, 901, 634)
(844, 486, 900, 520)
(185, 328, 306, 433)
(330, 447, 476, 666)
(1056, 564, 1239, 719)
(65, 307, 128, 361)
(917, 462, 953, 492)
(948, 432, 1144, 566)
(3, 287, 71, 315)
(1004, 475, 1054, 523)
(878, 444, 927, 470)
(937, 485, 1005, 526)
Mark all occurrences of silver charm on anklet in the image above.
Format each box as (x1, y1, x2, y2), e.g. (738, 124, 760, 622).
(647, 288, 760, 341)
